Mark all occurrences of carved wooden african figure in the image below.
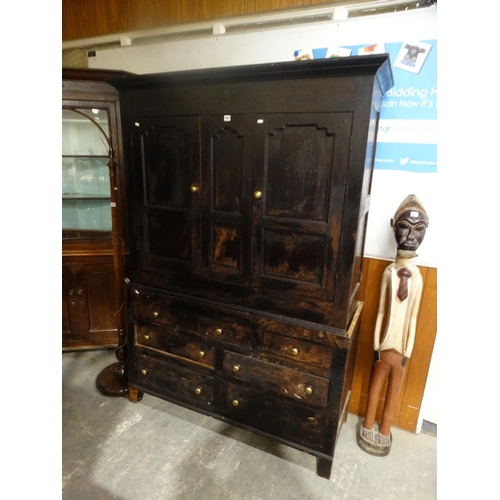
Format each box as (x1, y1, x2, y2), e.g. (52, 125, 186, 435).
(357, 194, 429, 456)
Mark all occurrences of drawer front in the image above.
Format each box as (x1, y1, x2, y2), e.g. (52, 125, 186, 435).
(261, 331, 333, 369)
(223, 351, 329, 407)
(223, 382, 325, 450)
(132, 298, 190, 328)
(135, 324, 216, 368)
(131, 296, 254, 348)
(131, 353, 214, 408)
(196, 316, 254, 346)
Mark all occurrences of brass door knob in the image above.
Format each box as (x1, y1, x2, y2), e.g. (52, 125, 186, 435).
(195, 387, 202, 395)
(144, 335, 150, 341)
(305, 385, 313, 395)
(215, 328, 223, 336)
(254, 190, 262, 199)
(290, 347, 299, 356)
(153, 311, 159, 318)
(232, 399, 240, 407)
(190, 184, 199, 193)
(232, 365, 240, 373)
(141, 369, 147, 375)
(199, 351, 205, 358)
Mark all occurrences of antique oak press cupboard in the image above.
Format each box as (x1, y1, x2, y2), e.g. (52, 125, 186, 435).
(106, 55, 393, 478)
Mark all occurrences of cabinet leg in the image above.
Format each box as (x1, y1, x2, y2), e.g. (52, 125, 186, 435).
(316, 457, 333, 479)
(128, 387, 143, 403)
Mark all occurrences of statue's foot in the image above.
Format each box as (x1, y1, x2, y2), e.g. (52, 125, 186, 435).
(378, 431, 392, 446)
(360, 425, 377, 443)
(357, 422, 392, 457)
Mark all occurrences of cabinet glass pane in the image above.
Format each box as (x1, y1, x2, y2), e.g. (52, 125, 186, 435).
(62, 108, 109, 156)
(62, 157, 110, 198)
(62, 199, 112, 230)
(62, 108, 112, 232)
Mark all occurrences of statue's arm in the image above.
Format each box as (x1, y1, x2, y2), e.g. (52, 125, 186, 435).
(404, 276, 423, 359)
(373, 269, 390, 352)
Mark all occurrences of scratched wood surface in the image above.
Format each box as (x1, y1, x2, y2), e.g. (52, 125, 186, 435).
(63, 0, 338, 41)
(348, 257, 437, 433)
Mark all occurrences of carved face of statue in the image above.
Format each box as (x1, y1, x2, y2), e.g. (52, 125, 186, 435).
(394, 210, 428, 251)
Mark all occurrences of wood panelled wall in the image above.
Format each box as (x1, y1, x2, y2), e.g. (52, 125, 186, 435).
(63, 0, 340, 41)
(350, 257, 437, 432)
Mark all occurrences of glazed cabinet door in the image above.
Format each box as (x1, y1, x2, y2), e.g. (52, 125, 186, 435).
(132, 116, 202, 278)
(201, 114, 254, 284)
(251, 113, 353, 301)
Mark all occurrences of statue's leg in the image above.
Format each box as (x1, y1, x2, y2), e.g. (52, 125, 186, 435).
(379, 353, 405, 436)
(363, 359, 390, 430)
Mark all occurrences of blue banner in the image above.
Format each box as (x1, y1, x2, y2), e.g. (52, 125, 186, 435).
(307, 40, 437, 173)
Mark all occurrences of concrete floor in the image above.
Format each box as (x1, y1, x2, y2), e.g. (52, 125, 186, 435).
(63, 349, 437, 500)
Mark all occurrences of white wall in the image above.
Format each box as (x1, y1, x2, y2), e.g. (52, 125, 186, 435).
(88, 6, 438, 427)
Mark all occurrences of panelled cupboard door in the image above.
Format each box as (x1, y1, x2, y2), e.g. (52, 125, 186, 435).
(131, 111, 352, 303)
(202, 114, 254, 284)
(62, 260, 118, 347)
(133, 116, 202, 276)
(133, 113, 255, 286)
(251, 113, 353, 301)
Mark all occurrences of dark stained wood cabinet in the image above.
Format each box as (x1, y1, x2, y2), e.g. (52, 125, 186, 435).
(110, 55, 393, 478)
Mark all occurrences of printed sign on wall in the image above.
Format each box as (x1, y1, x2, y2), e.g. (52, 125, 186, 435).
(295, 40, 437, 173)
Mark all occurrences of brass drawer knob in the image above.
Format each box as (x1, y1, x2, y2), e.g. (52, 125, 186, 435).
(232, 399, 240, 407)
(141, 369, 147, 375)
(190, 184, 199, 193)
(152, 311, 159, 318)
(305, 385, 313, 395)
(290, 347, 299, 356)
(144, 335, 150, 341)
(215, 328, 223, 336)
(199, 351, 205, 358)
(195, 387, 202, 395)
(254, 190, 262, 199)
(232, 365, 240, 373)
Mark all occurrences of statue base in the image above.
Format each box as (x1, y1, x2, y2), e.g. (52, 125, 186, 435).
(356, 423, 392, 457)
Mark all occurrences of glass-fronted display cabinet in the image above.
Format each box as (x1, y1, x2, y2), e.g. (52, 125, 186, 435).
(62, 107, 112, 236)
(62, 69, 126, 350)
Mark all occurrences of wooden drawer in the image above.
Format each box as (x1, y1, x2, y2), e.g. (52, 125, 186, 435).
(135, 324, 216, 368)
(195, 315, 254, 346)
(131, 296, 254, 348)
(222, 351, 329, 407)
(131, 353, 214, 408)
(261, 331, 333, 369)
(222, 381, 326, 450)
(132, 297, 190, 329)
